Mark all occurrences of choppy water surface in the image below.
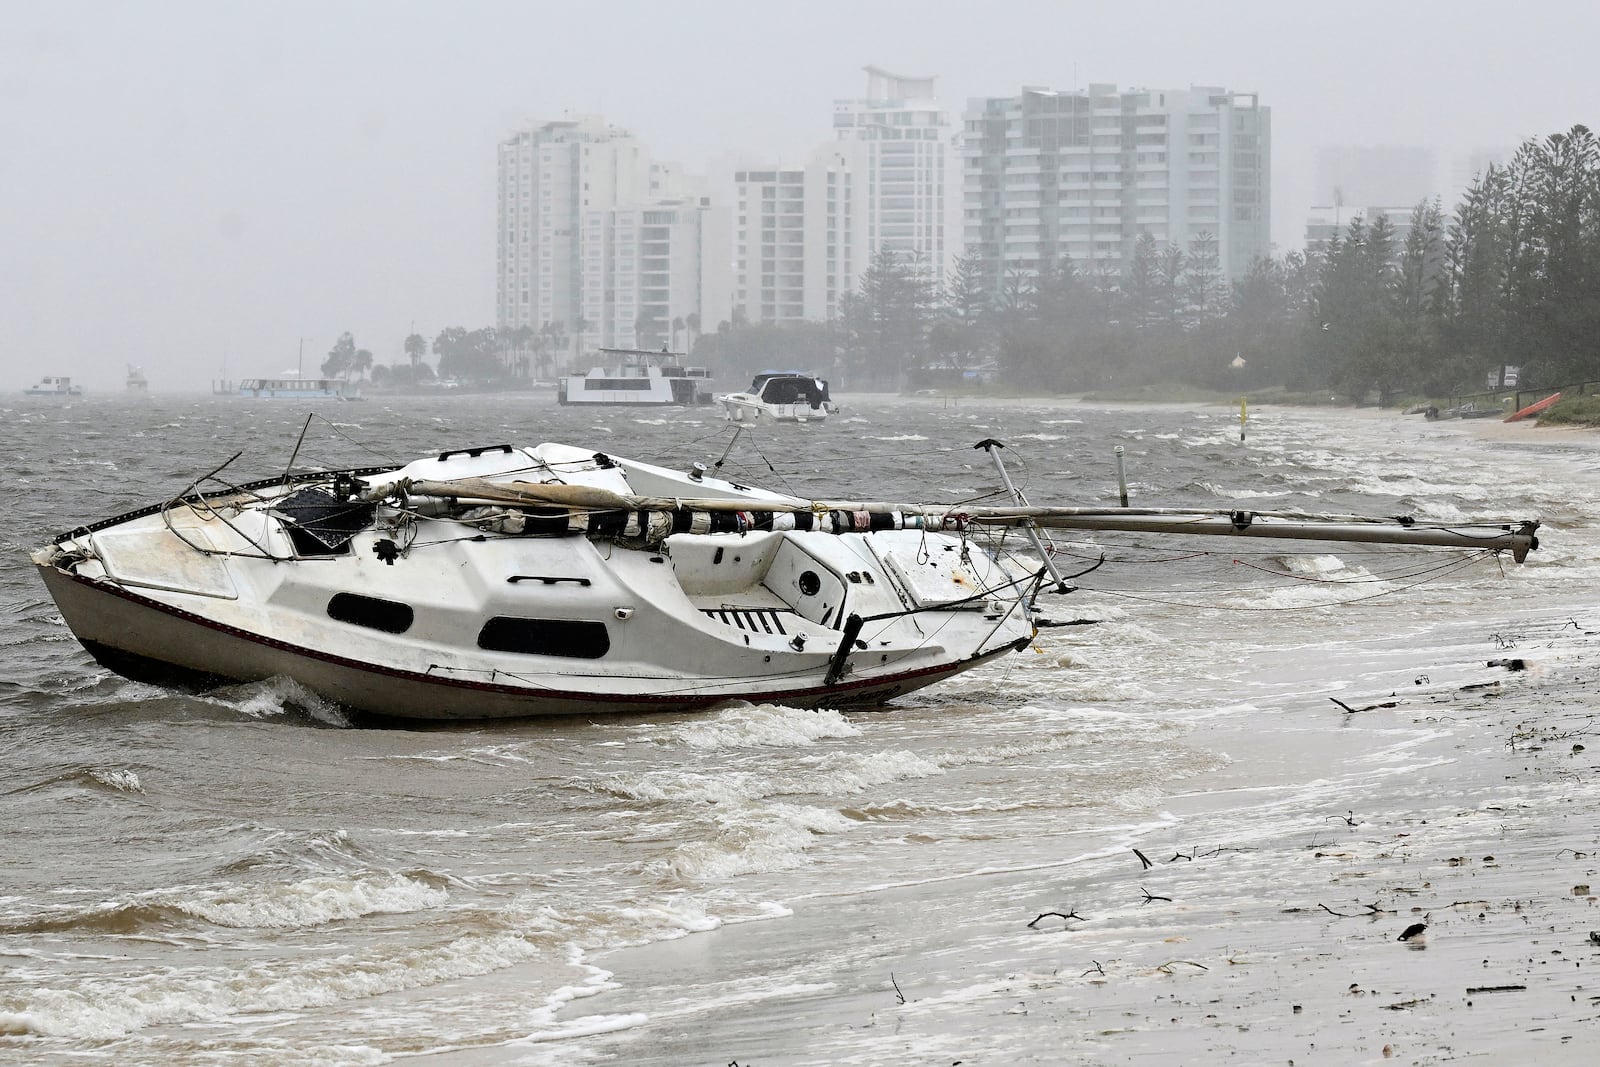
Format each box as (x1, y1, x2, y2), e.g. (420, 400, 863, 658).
(2, 393, 1596, 1064)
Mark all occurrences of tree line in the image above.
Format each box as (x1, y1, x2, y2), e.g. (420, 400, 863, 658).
(325, 312, 708, 389)
(701, 124, 1600, 401)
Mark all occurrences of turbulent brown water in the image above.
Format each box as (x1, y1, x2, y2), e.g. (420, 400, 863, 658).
(2, 392, 1596, 1064)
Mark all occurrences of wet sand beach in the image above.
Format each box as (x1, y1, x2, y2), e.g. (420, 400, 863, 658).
(556, 611, 1599, 1066)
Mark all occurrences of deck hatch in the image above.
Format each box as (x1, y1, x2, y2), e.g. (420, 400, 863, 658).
(274, 487, 373, 553)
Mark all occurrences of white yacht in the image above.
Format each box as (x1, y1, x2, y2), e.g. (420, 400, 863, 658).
(32, 432, 1539, 722)
(717, 371, 837, 422)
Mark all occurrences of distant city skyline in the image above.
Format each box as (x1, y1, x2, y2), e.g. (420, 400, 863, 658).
(5, 1, 1592, 392)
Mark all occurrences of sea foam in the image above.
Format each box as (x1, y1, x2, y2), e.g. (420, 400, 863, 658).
(174, 872, 449, 929)
(672, 705, 861, 749)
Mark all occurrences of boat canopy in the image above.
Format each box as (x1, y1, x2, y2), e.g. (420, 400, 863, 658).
(750, 372, 830, 405)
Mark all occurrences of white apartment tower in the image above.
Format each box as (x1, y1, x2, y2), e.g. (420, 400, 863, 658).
(583, 198, 731, 350)
(963, 85, 1270, 284)
(498, 116, 642, 338)
(833, 66, 961, 286)
(733, 147, 855, 323)
(730, 67, 957, 326)
(497, 115, 727, 359)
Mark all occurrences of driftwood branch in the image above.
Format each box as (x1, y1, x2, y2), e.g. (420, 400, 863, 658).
(1382, 997, 1426, 1011)
(1028, 909, 1086, 928)
(1331, 697, 1400, 713)
(1319, 901, 1392, 918)
(1156, 959, 1209, 974)
(1133, 847, 1153, 869)
(1140, 887, 1172, 905)
(1168, 845, 1254, 862)
(890, 972, 905, 1005)
(1081, 960, 1106, 978)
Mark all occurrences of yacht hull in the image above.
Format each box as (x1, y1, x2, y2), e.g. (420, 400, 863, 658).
(37, 562, 1025, 721)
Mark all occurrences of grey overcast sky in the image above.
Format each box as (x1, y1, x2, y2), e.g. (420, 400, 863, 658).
(3, 0, 1595, 392)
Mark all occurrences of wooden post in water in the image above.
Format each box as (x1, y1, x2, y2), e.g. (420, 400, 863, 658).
(1239, 397, 1248, 442)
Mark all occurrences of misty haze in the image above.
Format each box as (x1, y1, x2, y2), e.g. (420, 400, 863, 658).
(6, 2, 1597, 404)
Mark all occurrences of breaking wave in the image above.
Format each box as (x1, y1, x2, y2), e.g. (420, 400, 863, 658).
(0, 872, 447, 936)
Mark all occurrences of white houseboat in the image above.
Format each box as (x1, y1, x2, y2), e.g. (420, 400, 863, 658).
(237, 377, 361, 400)
(25, 376, 85, 397)
(558, 348, 713, 406)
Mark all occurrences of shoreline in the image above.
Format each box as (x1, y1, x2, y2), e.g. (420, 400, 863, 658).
(552, 605, 1600, 1065)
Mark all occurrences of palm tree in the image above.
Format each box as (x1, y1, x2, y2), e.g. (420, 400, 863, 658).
(323, 332, 356, 380)
(635, 310, 666, 350)
(685, 312, 700, 353)
(404, 332, 427, 372)
(570, 316, 590, 373)
(671, 316, 686, 352)
(531, 321, 563, 380)
(354, 348, 373, 381)
(510, 324, 535, 378)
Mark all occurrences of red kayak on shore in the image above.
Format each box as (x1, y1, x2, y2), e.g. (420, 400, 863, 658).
(1505, 391, 1561, 422)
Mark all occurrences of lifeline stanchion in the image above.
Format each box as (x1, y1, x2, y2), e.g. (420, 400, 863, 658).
(974, 438, 1068, 594)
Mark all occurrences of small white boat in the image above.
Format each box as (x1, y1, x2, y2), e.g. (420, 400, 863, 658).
(558, 348, 713, 406)
(717, 371, 837, 422)
(33, 434, 1540, 722)
(126, 365, 149, 393)
(25, 376, 84, 397)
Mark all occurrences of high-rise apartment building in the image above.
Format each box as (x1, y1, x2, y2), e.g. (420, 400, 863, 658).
(582, 198, 730, 350)
(832, 66, 961, 286)
(497, 115, 726, 360)
(963, 84, 1270, 284)
(733, 147, 855, 323)
(730, 67, 957, 326)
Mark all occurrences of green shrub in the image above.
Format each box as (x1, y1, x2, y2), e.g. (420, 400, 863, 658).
(1537, 395, 1600, 426)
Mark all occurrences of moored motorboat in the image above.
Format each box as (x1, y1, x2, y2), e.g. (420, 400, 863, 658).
(32, 434, 1540, 721)
(1425, 400, 1503, 420)
(717, 371, 837, 422)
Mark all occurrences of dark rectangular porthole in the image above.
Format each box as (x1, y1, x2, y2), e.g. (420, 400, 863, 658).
(327, 592, 415, 634)
(477, 617, 610, 659)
